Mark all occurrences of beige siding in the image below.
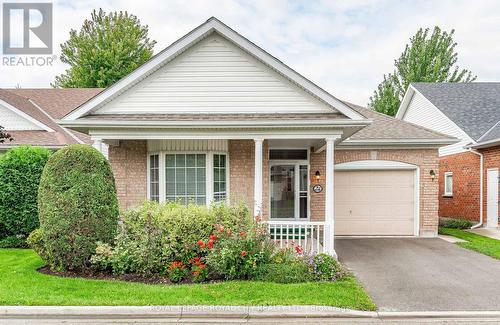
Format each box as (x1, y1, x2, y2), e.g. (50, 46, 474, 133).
(147, 139, 228, 152)
(0, 104, 42, 130)
(95, 35, 334, 115)
(402, 91, 472, 156)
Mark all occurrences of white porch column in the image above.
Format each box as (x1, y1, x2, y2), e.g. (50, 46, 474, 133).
(324, 137, 337, 258)
(253, 138, 264, 218)
(92, 138, 103, 153)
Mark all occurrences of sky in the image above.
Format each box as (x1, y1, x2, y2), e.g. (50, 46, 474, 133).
(1, 0, 499, 106)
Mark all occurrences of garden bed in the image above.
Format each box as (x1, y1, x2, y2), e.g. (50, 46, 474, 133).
(0, 249, 376, 309)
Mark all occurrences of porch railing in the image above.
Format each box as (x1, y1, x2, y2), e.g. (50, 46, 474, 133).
(266, 221, 328, 254)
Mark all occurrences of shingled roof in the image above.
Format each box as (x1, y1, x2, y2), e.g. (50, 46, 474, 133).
(0, 89, 99, 148)
(411, 82, 500, 141)
(342, 101, 456, 143)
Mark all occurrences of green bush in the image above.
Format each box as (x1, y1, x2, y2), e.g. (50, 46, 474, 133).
(307, 253, 345, 281)
(37, 144, 119, 272)
(0, 146, 51, 244)
(252, 262, 313, 283)
(442, 218, 473, 229)
(101, 201, 251, 275)
(205, 221, 276, 280)
(0, 235, 28, 248)
(27, 228, 47, 260)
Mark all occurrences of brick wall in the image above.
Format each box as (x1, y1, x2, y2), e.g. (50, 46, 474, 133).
(108, 140, 147, 210)
(438, 151, 481, 221)
(228, 140, 269, 218)
(481, 146, 500, 226)
(311, 149, 439, 236)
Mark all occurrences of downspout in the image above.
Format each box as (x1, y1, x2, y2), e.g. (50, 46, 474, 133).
(468, 148, 484, 229)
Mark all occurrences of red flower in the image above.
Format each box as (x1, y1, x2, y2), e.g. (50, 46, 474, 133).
(241, 251, 247, 257)
(219, 226, 225, 233)
(255, 216, 262, 223)
(239, 231, 246, 237)
(189, 256, 202, 265)
(197, 240, 206, 249)
(209, 234, 218, 241)
(169, 261, 185, 270)
(207, 239, 214, 249)
(295, 245, 304, 254)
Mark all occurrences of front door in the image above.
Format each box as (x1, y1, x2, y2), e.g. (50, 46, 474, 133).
(270, 164, 308, 220)
(487, 168, 499, 228)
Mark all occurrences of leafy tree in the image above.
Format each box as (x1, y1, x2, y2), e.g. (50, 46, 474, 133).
(369, 27, 476, 116)
(0, 126, 12, 143)
(53, 9, 156, 88)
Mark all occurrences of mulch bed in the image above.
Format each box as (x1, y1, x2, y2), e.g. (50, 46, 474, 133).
(37, 266, 196, 285)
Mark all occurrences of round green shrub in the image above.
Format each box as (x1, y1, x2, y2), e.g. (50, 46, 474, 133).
(0, 146, 51, 242)
(38, 144, 119, 271)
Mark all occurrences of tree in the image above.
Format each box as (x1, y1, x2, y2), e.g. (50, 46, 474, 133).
(53, 9, 156, 88)
(369, 27, 476, 116)
(0, 126, 13, 143)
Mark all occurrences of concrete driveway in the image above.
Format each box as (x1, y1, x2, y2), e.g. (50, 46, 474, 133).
(336, 238, 500, 312)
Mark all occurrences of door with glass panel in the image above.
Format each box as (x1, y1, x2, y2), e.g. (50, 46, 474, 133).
(270, 164, 309, 220)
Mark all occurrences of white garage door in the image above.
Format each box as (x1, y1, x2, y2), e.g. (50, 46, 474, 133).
(335, 169, 415, 236)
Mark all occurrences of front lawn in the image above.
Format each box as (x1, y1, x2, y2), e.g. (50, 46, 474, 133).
(439, 227, 500, 260)
(0, 249, 375, 310)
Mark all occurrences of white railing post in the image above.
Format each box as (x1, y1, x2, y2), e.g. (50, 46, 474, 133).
(253, 138, 264, 218)
(324, 137, 337, 259)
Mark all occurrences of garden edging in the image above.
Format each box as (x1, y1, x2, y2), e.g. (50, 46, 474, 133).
(2, 306, 500, 321)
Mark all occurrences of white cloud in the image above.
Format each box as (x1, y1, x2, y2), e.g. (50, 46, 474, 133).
(1, 0, 499, 106)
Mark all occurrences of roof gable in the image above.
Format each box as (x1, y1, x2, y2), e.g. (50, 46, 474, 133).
(63, 17, 364, 120)
(409, 82, 500, 141)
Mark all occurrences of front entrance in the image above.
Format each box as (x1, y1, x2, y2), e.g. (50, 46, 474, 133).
(487, 168, 499, 228)
(270, 163, 309, 220)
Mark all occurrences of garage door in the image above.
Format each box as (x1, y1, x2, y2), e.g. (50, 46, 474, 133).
(334, 170, 415, 236)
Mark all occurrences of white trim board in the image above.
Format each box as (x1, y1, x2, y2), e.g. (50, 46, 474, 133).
(63, 17, 365, 121)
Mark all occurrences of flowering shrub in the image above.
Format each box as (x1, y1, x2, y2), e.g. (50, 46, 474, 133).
(204, 220, 275, 280)
(189, 257, 208, 282)
(167, 261, 188, 283)
(90, 242, 113, 271)
(307, 253, 345, 281)
(96, 201, 251, 275)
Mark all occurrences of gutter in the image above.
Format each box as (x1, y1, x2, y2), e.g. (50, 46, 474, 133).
(467, 147, 484, 229)
(57, 119, 373, 129)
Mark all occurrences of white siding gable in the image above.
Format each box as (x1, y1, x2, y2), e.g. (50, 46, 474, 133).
(95, 35, 335, 115)
(402, 91, 472, 156)
(0, 104, 42, 130)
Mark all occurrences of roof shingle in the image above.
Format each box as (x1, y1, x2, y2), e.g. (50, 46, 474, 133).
(412, 82, 500, 141)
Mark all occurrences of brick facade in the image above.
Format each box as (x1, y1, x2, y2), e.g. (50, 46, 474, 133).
(438, 152, 481, 221)
(108, 140, 148, 210)
(481, 146, 500, 226)
(109, 140, 440, 235)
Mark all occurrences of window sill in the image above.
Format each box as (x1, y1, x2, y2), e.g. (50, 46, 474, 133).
(442, 195, 453, 198)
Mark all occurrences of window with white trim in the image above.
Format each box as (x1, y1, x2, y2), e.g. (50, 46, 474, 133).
(148, 152, 228, 205)
(149, 154, 160, 202)
(444, 172, 453, 196)
(165, 154, 206, 205)
(213, 154, 227, 202)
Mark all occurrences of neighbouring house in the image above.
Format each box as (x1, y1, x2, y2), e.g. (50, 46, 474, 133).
(0, 88, 102, 152)
(51, 18, 455, 257)
(397, 82, 500, 228)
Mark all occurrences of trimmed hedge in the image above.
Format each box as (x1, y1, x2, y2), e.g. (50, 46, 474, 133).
(0, 146, 51, 243)
(37, 144, 119, 271)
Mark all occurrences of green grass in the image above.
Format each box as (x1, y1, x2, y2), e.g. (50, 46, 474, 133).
(439, 227, 500, 260)
(0, 249, 375, 309)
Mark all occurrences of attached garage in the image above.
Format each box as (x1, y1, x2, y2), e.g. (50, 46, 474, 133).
(334, 161, 418, 236)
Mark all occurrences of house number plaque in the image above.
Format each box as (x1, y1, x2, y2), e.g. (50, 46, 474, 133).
(312, 184, 323, 193)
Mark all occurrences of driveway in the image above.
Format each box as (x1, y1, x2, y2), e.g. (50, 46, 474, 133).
(336, 238, 500, 312)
